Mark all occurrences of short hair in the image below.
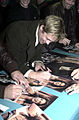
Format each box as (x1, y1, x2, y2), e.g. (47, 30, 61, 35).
(39, 15, 66, 41)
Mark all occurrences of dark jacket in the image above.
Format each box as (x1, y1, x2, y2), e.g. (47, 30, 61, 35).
(48, 1, 77, 44)
(0, 41, 19, 98)
(1, 20, 43, 74)
(4, 2, 40, 27)
(0, 83, 7, 98)
(0, 42, 18, 73)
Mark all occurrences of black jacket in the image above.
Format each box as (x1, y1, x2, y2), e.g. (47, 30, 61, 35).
(48, 1, 77, 44)
(0, 42, 18, 73)
(0, 41, 19, 98)
(1, 21, 43, 74)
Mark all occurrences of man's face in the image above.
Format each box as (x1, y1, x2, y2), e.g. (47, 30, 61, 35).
(32, 97, 46, 105)
(63, 0, 76, 9)
(38, 25, 57, 45)
(20, 0, 30, 8)
(0, 0, 8, 7)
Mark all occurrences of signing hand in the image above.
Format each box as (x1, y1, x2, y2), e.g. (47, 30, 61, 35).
(11, 70, 29, 88)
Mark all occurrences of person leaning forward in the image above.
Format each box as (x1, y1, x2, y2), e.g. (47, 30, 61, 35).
(0, 15, 67, 82)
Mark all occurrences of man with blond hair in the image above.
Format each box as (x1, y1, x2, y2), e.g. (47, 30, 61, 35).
(1, 15, 68, 82)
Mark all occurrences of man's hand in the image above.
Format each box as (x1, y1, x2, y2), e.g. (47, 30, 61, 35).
(35, 62, 51, 72)
(59, 38, 70, 46)
(75, 43, 79, 48)
(35, 62, 46, 71)
(11, 70, 29, 88)
(71, 68, 79, 81)
(4, 84, 23, 99)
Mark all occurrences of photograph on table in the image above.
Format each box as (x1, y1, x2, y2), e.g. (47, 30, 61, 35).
(2, 103, 51, 120)
(27, 75, 74, 92)
(15, 90, 57, 110)
(46, 75, 74, 91)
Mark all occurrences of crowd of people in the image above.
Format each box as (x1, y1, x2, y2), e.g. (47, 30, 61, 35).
(0, 0, 79, 101)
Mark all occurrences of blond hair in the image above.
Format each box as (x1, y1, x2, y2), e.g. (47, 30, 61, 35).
(39, 15, 66, 41)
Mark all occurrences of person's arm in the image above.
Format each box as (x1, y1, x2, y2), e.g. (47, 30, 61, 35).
(11, 70, 29, 87)
(69, 6, 77, 44)
(4, 84, 23, 99)
(0, 83, 23, 99)
(0, 42, 19, 73)
(0, 83, 18, 99)
(0, 42, 29, 88)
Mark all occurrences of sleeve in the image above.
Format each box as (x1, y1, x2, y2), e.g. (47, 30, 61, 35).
(0, 43, 19, 74)
(0, 83, 6, 98)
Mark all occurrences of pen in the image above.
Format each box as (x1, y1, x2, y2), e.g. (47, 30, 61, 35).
(67, 89, 74, 95)
(14, 82, 34, 102)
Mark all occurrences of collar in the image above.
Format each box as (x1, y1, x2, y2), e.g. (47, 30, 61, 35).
(35, 26, 39, 46)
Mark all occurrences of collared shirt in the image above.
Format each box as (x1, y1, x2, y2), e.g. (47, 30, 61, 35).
(35, 26, 39, 46)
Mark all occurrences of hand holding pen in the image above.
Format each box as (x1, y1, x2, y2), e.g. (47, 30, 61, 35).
(13, 80, 34, 102)
(11, 70, 34, 98)
(11, 70, 29, 88)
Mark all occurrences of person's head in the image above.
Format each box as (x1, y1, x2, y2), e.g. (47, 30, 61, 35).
(38, 15, 66, 45)
(0, 0, 9, 7)
(62, 0, 76, 9)
(20, 0, 30, 8)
